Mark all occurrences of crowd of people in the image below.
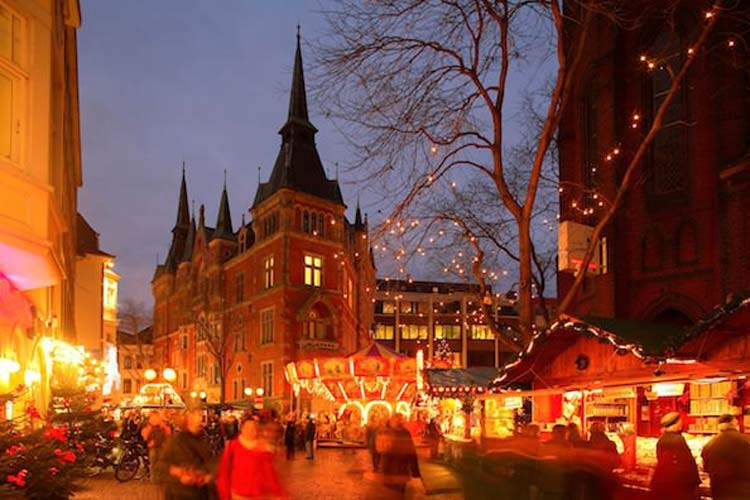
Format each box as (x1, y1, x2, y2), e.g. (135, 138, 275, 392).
(119, 407, 290, 500)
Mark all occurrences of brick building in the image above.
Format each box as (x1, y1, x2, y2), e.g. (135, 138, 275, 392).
(558, 1, 750, 324)
(373, 279, 552, 368)
(151, 34, 375, 410)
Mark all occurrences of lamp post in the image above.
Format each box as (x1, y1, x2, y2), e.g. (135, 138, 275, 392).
(144, 367, 176, 408)
(245, 387, 264, 411)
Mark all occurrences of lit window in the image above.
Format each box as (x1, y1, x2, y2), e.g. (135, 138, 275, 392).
(264, 256, 275, 289)
(0, 5, 25, 163)
(470, 324, 494, 340)
(261, 361, 273, 397)
(261, 308, 274, 344)
(304, 255, 322, 287)
(373, 324, 395, 340)
(401, 324, 428, 340)
(123, 355, 133, 369)
(434, 324, 461, 340)
(122, 379, 132, 394)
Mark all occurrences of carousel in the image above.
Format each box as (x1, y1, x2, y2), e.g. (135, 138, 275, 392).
(285, 342, 417, 434)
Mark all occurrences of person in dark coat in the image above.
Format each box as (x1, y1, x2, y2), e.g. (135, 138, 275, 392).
(380, 413, 420, 496)
(284, 418, 297, 461)
(650, 412, 700, 500)
(701, 414, 750, 500)
(366, 417, 382, 471)
(160, 409, 213, 500)
(304, 415, 316, 460)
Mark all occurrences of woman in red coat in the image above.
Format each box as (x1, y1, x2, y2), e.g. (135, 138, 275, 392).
(216, 417, 288, 500)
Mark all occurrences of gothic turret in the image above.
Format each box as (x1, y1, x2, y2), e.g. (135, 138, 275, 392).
(213, 182, 234, 241)
(162, 167, 191, 273)
(253, 28, 344, 208)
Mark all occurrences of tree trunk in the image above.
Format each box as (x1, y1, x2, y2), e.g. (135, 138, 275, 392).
(517, 217, 535, 343)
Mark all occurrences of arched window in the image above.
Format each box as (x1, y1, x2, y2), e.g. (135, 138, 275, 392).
(675, 221, 698, 265)
(303, 210, 310, 233)
(641, 227, 663, 272)
(648, 31, 688, 198)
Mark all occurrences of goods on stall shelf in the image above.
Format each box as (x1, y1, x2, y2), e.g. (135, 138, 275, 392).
(484, 397, 517, 439)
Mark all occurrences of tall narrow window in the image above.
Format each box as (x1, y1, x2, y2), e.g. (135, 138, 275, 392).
(264, 256, 275, 289)
(649, 32, 688, 197)
(260, 308, 274, 344)
(261, 362, 273, 397)
(0, 5, 25, 163)
(318, 214, 325, 237)
(304, 255, 322, 287)
(303, 211, 310, 233)
(373, 324, 395, 340)
(235, 273, 244, 304)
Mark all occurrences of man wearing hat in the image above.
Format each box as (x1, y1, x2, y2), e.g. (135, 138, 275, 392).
(701, 414, 750, 500)
(650, 412, 700, 499)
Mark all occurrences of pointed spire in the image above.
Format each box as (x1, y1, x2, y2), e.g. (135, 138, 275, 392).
(199, 204, 205, 228)
(181, 211, 196, 262)
(175, 164, 190, 229)
(252, 28, 343, 209)
(288, 24, 310, 124)
(214, 181, 234, 240)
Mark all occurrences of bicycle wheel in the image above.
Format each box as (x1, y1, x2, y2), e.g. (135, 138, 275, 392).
(114, 456, 140, 482)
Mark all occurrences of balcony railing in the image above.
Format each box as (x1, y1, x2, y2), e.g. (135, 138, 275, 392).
(297, 339, 339, 351)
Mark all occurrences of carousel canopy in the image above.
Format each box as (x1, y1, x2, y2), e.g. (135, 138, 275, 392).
(285, 341, 417, 402)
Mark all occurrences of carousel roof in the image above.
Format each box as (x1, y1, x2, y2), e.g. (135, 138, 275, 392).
(351, 341, 405, 359)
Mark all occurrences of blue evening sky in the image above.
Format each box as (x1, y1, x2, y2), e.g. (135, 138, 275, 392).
(77, 1, 554, 308)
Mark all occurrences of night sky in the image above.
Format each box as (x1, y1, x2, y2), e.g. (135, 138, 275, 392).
(77, 1, 554, 309)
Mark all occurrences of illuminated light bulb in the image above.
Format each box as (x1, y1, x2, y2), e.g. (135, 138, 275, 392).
(640, 54, 647, 62)
(705, 11, 714, 19)
(632, 123, 638, 129)
(451, 181, 457, 188)
(605, 155, 612, 161)
(571, 201, 578, 208)
(430, 145, 438, 154)
(687, 47, 694, 55)
(558, 187, 563, 193)
(613, 148, 620, 155)
(728, 39, 735, 47)
(647, 62, 655, 70)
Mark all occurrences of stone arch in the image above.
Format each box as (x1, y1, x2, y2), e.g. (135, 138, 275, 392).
(640, 292, 706, 326)
(675, 219, 698, 265)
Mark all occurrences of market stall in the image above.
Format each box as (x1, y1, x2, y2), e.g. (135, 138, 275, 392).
(285, 342, 417, 442)
(491, 308, 750, 497)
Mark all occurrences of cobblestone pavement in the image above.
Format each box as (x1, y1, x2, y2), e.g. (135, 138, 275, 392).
(74, 448, 465, 500)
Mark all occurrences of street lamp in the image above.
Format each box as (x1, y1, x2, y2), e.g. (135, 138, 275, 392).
(143, 367, 176, 408)
(162, 367, 177, 383)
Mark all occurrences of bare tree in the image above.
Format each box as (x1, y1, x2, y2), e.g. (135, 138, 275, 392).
(195, 305, 234, 404)
(316, 0, 728, 351)
(118, 298, 152, 360)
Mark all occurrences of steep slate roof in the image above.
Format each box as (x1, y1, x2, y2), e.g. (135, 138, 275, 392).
(181, 214, 196, 262)
(76, 213, 113, 257)
(162, 168, 191, 273)
(213, 185, 235, 241)
(252, 30, 344, 208)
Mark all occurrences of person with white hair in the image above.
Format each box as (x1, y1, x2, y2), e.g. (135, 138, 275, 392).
(649, 412, 700, 500)
(701, 414, 750, 500)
